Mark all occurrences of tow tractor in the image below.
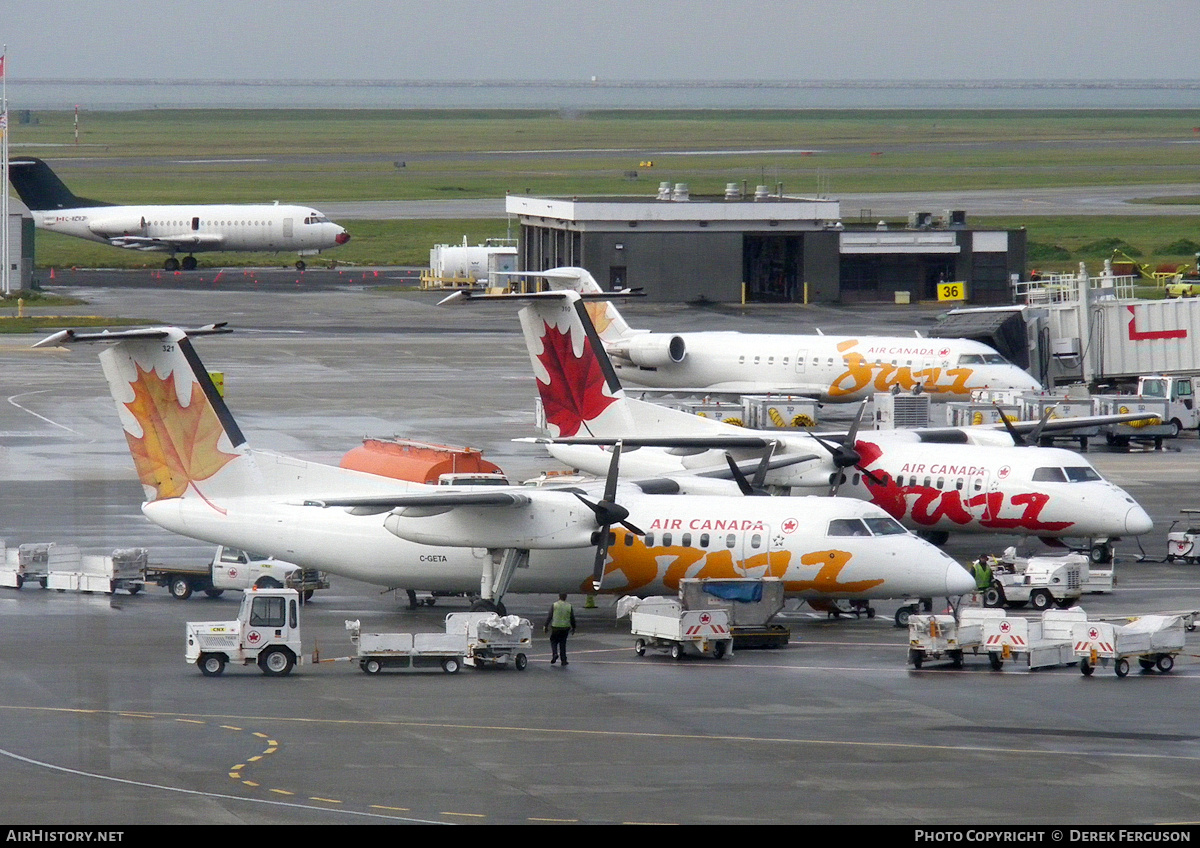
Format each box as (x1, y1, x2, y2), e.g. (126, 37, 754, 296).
(981, 552, 1084, 611)
(185, 587, 302, 677)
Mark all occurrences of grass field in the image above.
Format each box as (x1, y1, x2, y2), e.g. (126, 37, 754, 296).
(10, 108, 1200, 273)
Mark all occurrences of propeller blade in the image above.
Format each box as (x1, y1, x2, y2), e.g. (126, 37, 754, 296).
(1026, 408, 1054, 445)
(994, 404, 1027, 446)
(591, 530, 610, 593)
(725, 453, 756, 496)
(603, 440, 623, 504)
(751, 441, 778, 491)
(619, 518, 646, 537)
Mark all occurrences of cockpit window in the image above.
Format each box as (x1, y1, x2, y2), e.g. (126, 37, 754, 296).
(1032, 467, 1067, 482)
(863, 517, 907, 536)
(827, 518, 871, 537)
(1032, 466, 1102, 483)
(957, 353, 1010, 366)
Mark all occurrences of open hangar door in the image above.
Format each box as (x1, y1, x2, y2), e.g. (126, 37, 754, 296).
(839, 254, 957, 303)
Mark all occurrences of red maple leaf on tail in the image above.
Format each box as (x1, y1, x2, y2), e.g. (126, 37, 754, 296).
(536, 321, 617, 437)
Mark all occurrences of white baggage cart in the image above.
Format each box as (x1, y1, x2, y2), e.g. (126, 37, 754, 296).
(620, 596, 733, 660)
(1073, 614, 1186, 677)
(907, 613, 984, 668)
(346, 620, 468, 675)
(445, 612, 532, 670)
(977, 607, 1085, 671)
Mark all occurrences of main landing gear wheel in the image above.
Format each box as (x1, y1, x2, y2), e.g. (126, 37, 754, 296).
(295, 260, 306, 271)
(1090, 543, 1113, 565)
(164, 257, 180, 271)
(894, 604, 918, 628)
(181, 256, 197, 271)
(470, 598, 507, 616)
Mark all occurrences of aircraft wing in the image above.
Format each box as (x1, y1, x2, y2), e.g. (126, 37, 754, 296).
(108, 233, 225, 251)
(304, 487, 600, 550)
(517, 435, 780, 449)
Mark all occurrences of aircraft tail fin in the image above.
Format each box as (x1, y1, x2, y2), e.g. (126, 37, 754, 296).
(524, 267, 637, 342)
(35, 324, 255, 503)
(8, 157, 111, 211)
(516, 291, 731, 439)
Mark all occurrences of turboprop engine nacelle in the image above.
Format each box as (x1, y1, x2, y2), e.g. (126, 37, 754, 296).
(381, 498, 597, 549)
(607, 333, 686, 368)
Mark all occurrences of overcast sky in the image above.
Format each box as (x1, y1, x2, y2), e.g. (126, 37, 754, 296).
(5, 0, 1199, 82)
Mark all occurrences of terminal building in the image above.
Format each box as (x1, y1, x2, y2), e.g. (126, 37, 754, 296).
(506, 184, 1025, 305)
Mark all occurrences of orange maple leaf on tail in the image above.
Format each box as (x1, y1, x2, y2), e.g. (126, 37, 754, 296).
(122, 364, 239, 501)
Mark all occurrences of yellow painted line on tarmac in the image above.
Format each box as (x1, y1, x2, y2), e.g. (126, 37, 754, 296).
(310, 797, 343, 805)
(242, 781, 259, 787)
(253, 732, 270, 738)
(528, 817, 580, 823)
(269, 789, 294, 796)
(247, 756, 262, 762)
(176, 719, 206, 725)
(442, 811, 486, 819)
(370, 805, 411, 813)
(221, 725, 243, 731)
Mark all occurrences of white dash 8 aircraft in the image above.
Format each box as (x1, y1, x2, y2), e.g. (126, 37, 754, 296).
(522, 267, 1041, 402)
(443, 287, 1153, 563)
(36, 324, 974, 613)
(9, 157, 350, 271)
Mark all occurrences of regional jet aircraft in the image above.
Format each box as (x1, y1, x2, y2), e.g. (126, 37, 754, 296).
(522, 267, 1041, 401)
(36, 324, 973, 612)
(443, 287, 1153, 564)
(8, 157, 349, 271)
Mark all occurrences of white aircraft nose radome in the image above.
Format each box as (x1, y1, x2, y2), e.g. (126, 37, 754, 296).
(945, 560, 976, 596)
(1126, 504, 1154, 536)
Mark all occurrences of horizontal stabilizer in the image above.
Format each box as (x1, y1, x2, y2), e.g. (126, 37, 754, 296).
(33, 323, 231, 349)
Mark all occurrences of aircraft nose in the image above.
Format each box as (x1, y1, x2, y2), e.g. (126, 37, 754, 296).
(945, 560, 976, 595)
(335, 230, 350, 245)
(1125, 504, 1153, 535)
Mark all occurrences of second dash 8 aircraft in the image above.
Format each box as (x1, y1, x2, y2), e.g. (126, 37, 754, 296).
(36, 323, 974, 612)
(8, 157, 350, 271)
(518, 267, 1041, 402)
(443, 284, 1153, 563)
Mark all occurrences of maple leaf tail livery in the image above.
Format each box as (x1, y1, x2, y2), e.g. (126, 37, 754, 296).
(526, 265, 1041, 401)
(8, 157, 350, 271)
(39, 323, 976, 607)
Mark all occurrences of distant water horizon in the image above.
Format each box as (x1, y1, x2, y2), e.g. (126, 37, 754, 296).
(9, 78, 1200, 111)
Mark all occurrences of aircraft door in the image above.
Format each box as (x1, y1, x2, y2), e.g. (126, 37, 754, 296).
(740, 525, 773, 577)
(967, 470, 998, 522)
(282, 218, 293, 238)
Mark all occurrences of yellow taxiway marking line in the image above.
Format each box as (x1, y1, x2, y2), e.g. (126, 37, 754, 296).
(442, 811, 486, 819)
(176, 719, 206, 725)
(253, 732, 270, 738)
(269, 789, 294, 796)
(247, 756, 262, 762)
(310, 797, 343, 805)
(221, 725, 242, 732)
(528, 817, 580, 823)
(264, 747, 277, 754)
(242, 781, 259, 787)
(370, 805, 411, 812)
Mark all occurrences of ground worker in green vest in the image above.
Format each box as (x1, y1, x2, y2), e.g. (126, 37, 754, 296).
(972, 555, 994, 592)
(544, 593, 577, 666)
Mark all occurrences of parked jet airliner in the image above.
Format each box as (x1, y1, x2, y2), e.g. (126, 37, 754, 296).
(35, 324, 973, 612)
(8, 157, 350, 271)
(526, 267, 1041, 401)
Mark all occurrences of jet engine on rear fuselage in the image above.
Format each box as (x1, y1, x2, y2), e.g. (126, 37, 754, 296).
(606, 334, 686, 368)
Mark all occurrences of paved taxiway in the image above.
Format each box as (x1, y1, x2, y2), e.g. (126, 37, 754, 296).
(3, 272, 1200, 825)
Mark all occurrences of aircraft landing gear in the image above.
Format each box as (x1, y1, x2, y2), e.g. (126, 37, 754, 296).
(181, 256, 198, 271)
(295, 259, 306, 271)
(164, 257, 180, 271)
